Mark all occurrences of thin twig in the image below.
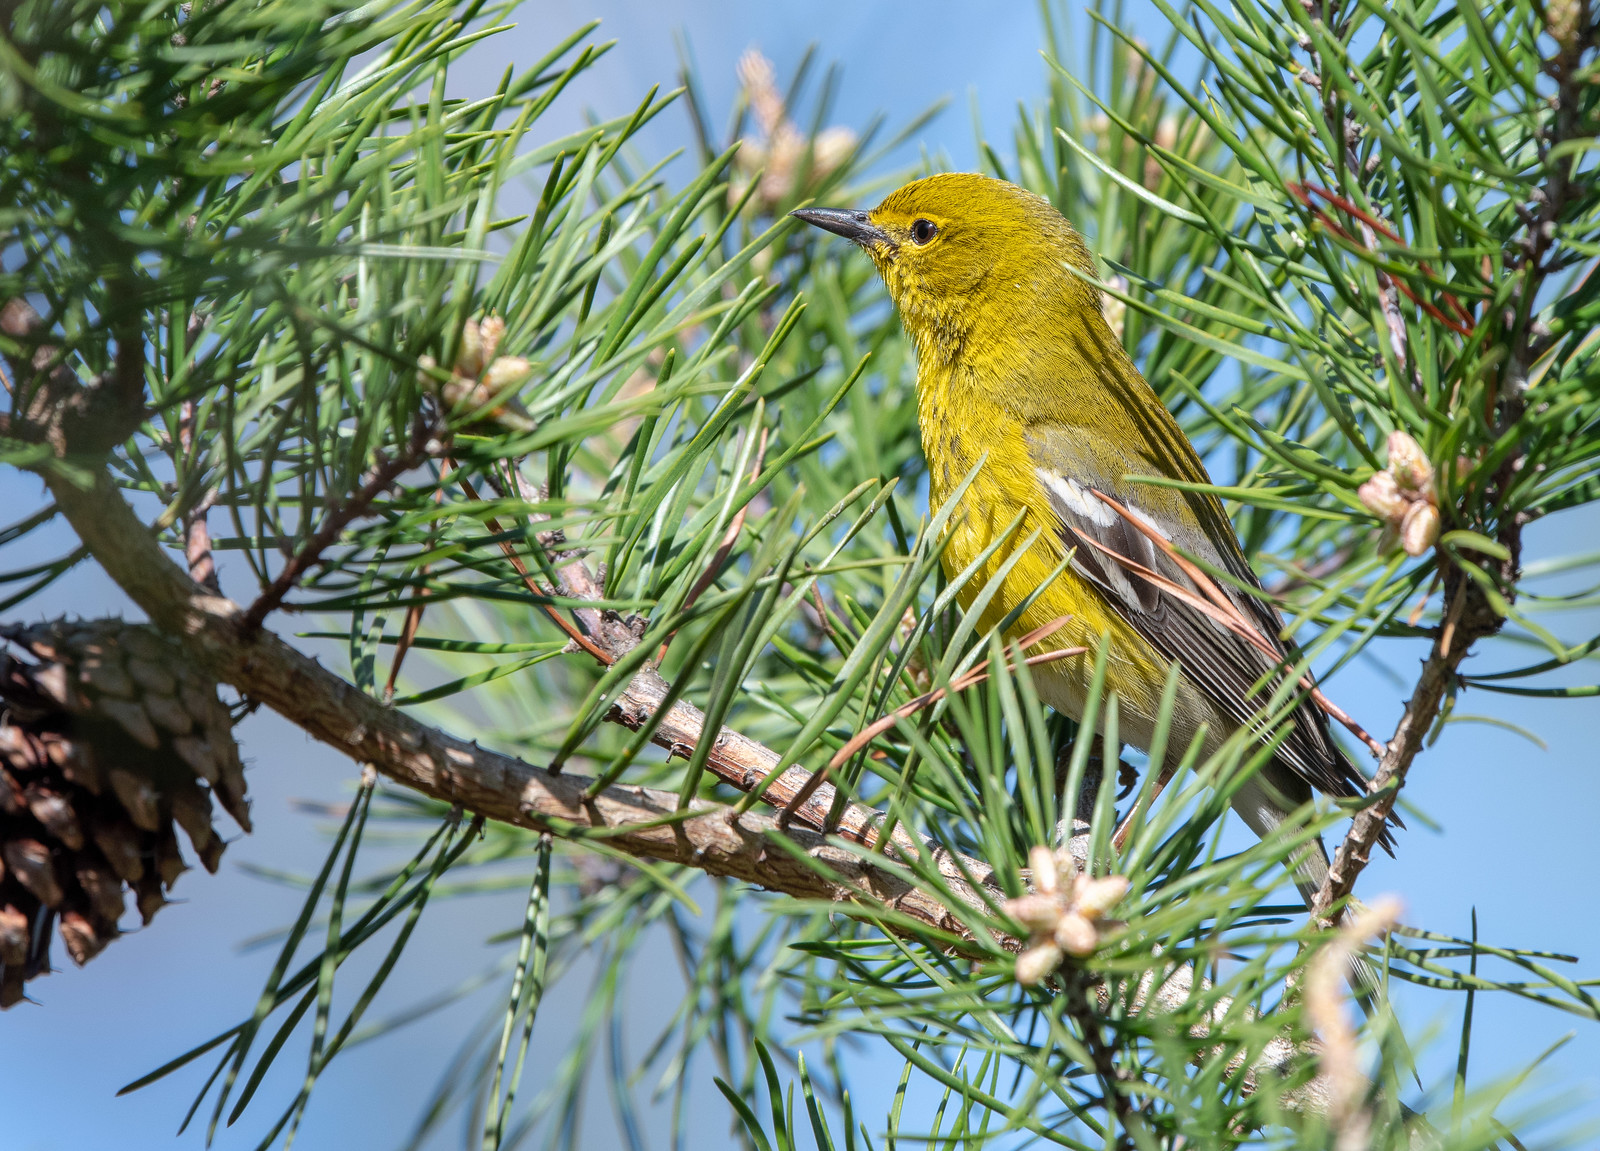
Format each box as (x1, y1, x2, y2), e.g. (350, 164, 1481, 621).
(1287, 183, 1477, 338)
(809, 582, 842, 646)
(384, 480, 447, 700)
(240, 418, 435, 631)
(183, 491, 220, 593)
(438, 457, 936, 852)
(452, 470, 613, 664)
(776, 621, 1087, 830)
(1068, 971, 1139, 1151)
(1311, 583, 1474, 922)
(384, 575, 430, 701)
(177, 398, 222, 594)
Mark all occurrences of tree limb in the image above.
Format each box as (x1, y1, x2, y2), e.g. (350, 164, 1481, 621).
(2, 297, 147, 455)
(1311, 587, 1473, 921)
(35, 462, 995, 942)
(16, 352, 1367, 1130)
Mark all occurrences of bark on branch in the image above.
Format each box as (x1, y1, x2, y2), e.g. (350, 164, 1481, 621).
(33, 466, 994, 943)
(12, 342, 1379, 1129)
(1310, 588, 1475, 921)
(30, 443, 1379, 1107)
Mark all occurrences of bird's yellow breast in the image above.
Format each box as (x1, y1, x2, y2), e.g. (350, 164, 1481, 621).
(918, 359, 1169, 720)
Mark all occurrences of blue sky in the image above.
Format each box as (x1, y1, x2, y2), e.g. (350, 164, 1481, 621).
(4, 2, 1598, 1148)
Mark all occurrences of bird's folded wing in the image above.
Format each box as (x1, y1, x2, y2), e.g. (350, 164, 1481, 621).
(1024, 430, 1363, 801)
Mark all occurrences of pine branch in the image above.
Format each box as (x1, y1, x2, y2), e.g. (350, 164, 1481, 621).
(21, 365, 1367, 1131)
(36, 460, 996, 940)
(479, 460, 1004, 880)
(1311, 584, 1478, 921)
(1, 297, 147, 455)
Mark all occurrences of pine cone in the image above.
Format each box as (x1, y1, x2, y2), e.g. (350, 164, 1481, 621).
(0, 619, 250, 1007)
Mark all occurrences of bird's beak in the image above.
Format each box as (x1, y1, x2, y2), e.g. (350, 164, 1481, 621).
(789, 207, 894, 249)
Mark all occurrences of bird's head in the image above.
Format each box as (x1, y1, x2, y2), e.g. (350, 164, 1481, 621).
(791, 173, 1102, 365)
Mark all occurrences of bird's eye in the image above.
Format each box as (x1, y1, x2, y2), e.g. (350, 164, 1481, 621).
(910, 218, 938, 245)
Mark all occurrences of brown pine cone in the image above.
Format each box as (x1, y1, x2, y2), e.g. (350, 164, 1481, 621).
(0, 619, 251, 1007)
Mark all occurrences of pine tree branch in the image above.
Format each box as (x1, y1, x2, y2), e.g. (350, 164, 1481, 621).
(33, 458, 996, 943)
(1311, 586, 1475, 921)
(1, 297, 146, 455)
(18, 378, 1369, 1133)
(483, 461, 1002, 884)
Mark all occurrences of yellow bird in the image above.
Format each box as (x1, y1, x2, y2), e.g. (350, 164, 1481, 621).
(793, 173, 1393, 906)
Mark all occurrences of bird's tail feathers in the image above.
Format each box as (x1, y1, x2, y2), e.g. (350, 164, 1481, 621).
(1227, 773, 1331, 911)
(1229, 775, 1386, 1000)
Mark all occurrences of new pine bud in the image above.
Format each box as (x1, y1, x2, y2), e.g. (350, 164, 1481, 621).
(1014, 941, 1064, 986)
(1003, 892, 1064, 933)
(478, 315, 506, 366)
(481, 355, 533, 398)
(1053, 911, 1099, 956)
(1028, 844, 1063, 895)
(1358, 471, 1408, 522)
(1386, 430, 1435, 496)
(1400, 501, 1440, 556)
(457, 320, 484, 379)
(1075, 874, 1130, 919)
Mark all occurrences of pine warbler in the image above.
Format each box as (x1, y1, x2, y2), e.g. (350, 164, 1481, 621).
(794, 173, 1394, 906)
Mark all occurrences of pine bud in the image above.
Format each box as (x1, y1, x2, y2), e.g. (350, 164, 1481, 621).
(1386, 430, 1434, 496)
(1054, 911, 1100, 956)
(441, 357, 536, 434)
(478, 315, 506, 366)
(457, 320, 484, 379)
(1014, 942, 1064, 986)
(1028, 844, 1062, 896)
(1357, 471, 1408, 522)
(1003, 893, 1065, 933)
(1400, 501, 1440, 556)
(480, 355, 533, 400)
(1075, 874, 1130, 919)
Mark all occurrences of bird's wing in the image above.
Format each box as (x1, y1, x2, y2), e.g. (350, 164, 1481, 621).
(1024, 425, 1367, 803)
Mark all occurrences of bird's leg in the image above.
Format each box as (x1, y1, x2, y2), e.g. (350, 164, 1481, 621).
(1115, 759, 1140, 801)
(1055, 732, 1149, 865)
